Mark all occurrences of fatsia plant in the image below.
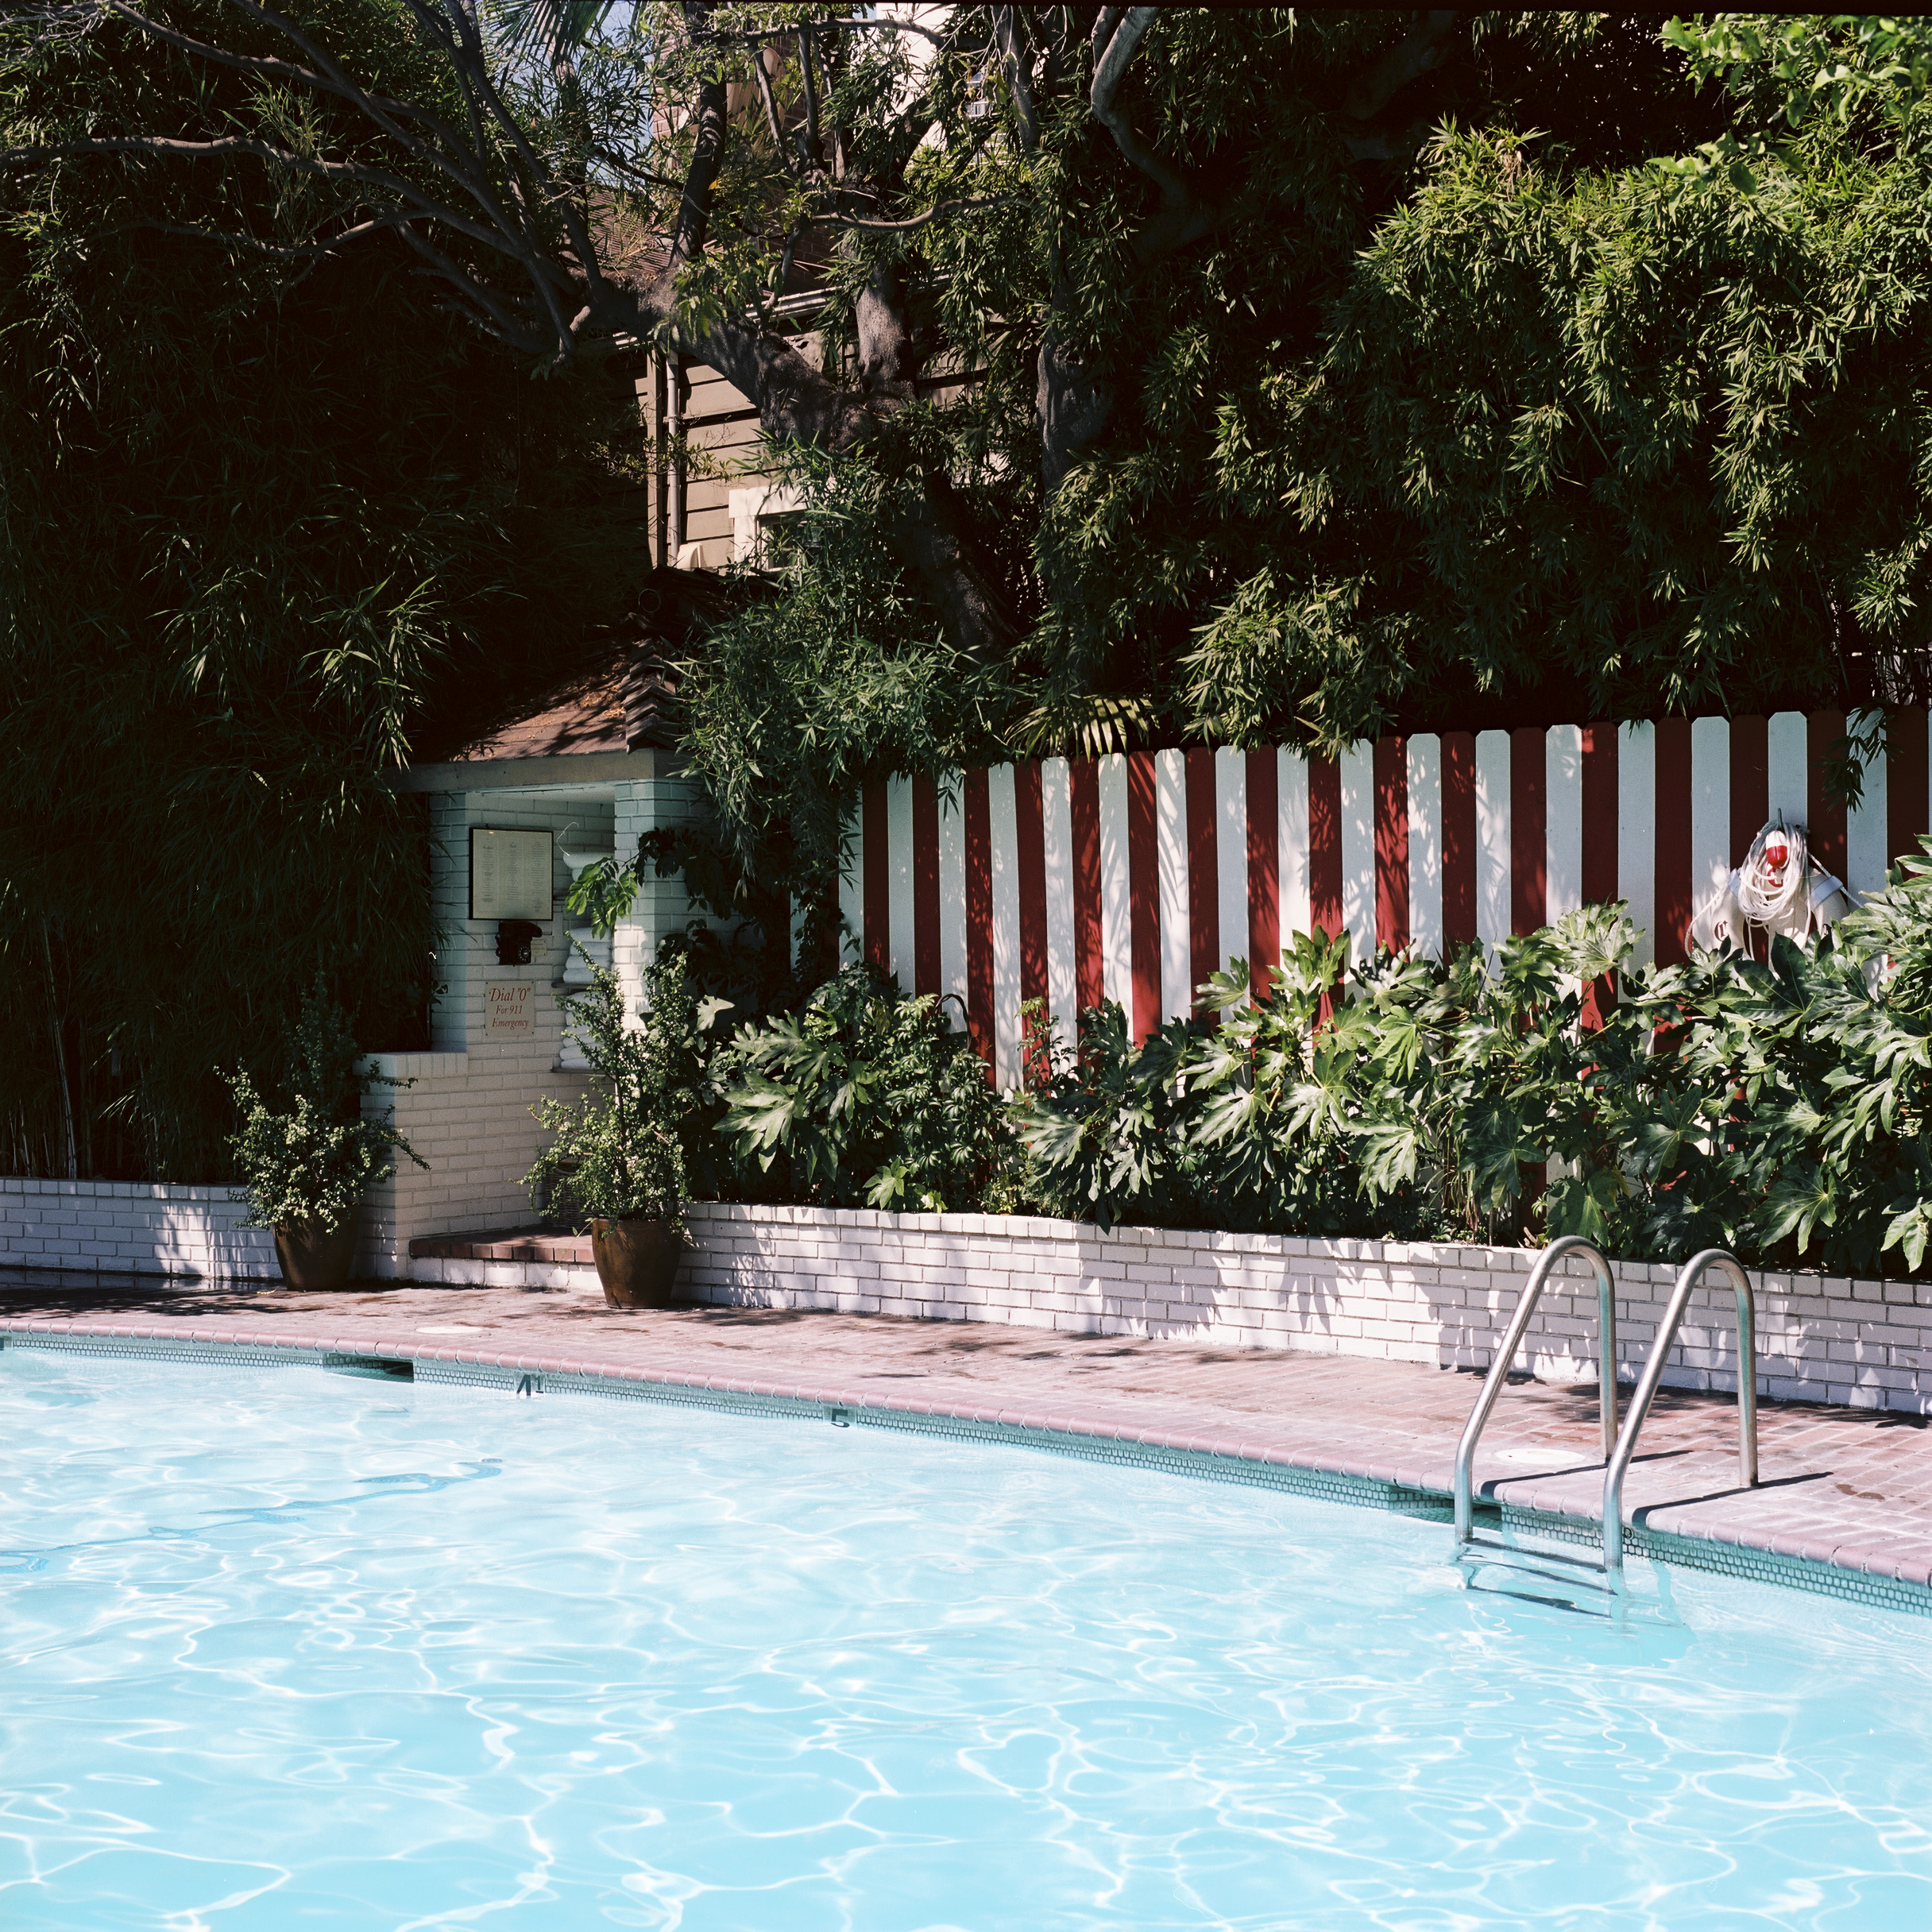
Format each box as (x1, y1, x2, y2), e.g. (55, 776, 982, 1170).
(1357, 906, 1652, 1246)
(1014, 891, 1932, 1274)
(1007, 999, 1196, 1232)
(1692, 852, 1932, 1273)
(717, 965, 1015, 1211)
(1014, 928, 1438, 1239)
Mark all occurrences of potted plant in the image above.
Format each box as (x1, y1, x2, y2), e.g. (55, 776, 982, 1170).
(225, 983, 427, 1292)
(526, 947, 728, 1308)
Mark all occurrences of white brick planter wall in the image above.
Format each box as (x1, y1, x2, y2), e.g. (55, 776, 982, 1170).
(679, 1204, 1932, 1417)
(6, 1181, 1930, 1416)
(0, 1178, 276, 1279)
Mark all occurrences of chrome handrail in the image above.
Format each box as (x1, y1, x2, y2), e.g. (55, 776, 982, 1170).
(1602, 1247, 1758, 1591)
(1453, 1235, 1618, 1554)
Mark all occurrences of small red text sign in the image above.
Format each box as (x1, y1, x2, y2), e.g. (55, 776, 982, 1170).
(485, 981, 535, 1038)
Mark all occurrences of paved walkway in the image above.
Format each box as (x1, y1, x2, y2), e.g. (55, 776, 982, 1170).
(5, 1272, 1930, 1593)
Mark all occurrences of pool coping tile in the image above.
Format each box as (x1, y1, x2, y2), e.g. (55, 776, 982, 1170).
(5, 1294, 1931, 1620)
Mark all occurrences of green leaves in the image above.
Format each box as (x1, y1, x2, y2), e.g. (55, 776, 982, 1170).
(715, 965, 1016, 1214)
(1884, 1196, 1932, 1272)
(1663, 14, 1932, 132)
(674, 443, 1021, 975)
(526, 947, 731, 1228)
(224, 983, 426, 1229)
(1649, 17, 1932, 210)
(1182, 72, 1932, 750)
(1006, 878, 1932, 1275)
(537, 852, 1932, 1274)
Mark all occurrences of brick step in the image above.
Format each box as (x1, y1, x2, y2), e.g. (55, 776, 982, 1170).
(407, 1227, 591, 1265)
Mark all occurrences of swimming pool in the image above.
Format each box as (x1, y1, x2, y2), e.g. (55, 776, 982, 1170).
(5, 1346, 1930, 1930)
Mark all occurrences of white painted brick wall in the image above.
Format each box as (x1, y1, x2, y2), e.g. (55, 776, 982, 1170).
(357, 1046, 593, 1278)
(8, 1180, 1929, 1416)
(428, 787, 616, 1053)
(356, 782, 637, 1275)
(0, 1177, 277, 1278)
(612, 772, 706, 1014)
(676, 1204, 1932, 1416)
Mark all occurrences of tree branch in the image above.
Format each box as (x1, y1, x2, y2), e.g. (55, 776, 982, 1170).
(819, 195, 1011, 234)
(91, 0, 585, 317)
(666, 3, 727, 278)
(1092, 12, 1175, 193)
(92, 0, 425, 129)
(407, 1, 612, 321)
(749, 41, 800, 181)
(196, 1, 522, 241)
(587, 145, 689, 195)
(1345, 10, 1459, 122)
(111, 209, 419, 260)
(798, 24, 822, 175)
(991, 7, 1039, 153)
(393, 220, 547, 353)
(0, 131, 519, 263)
(1089, 7, 1213, 260)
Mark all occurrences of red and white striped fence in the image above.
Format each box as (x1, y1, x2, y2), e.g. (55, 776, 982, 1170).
(838, 708, 1931, 1088)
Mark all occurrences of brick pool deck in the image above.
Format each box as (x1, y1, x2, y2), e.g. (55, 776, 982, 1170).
(5, 1270, 1931, 1602)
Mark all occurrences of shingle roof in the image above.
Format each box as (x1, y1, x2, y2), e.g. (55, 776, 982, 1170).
(445, 644, 676, 761)
(412, 567, 744, 769)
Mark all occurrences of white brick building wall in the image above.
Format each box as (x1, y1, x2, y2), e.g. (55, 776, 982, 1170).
(612, 770, 705, 1010)
(426, 783, 617, 1051)
(354, 770, 701, 1273)
(350, 783, 617, 1273)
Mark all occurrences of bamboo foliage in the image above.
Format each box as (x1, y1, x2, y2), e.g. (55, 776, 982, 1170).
(0, 1, 656, 1180)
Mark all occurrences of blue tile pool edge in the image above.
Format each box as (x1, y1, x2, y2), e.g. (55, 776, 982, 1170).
(5, 1326, 1928, 1622)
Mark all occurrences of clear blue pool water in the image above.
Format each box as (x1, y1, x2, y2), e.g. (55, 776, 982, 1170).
(3, 1349, 1930, 1931)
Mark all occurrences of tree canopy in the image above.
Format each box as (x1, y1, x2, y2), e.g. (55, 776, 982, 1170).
(0, 0, 658, 1177)
(8, 6, 1932, 1171)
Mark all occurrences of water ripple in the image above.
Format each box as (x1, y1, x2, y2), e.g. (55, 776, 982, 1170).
(3, 1349, 1930, 1930)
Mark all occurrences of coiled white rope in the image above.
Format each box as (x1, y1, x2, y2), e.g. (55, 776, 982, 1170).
(1736, 817, 1809, 928)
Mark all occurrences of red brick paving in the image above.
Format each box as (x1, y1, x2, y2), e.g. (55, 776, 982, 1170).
(6, 1273, 1931, 1592)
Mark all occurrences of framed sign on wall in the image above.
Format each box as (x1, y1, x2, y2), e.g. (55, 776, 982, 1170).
(469, 828, 554, 921)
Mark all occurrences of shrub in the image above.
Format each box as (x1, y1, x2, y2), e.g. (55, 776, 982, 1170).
(1639, 858, 1932, 1275)
(1014, 929, 1453, 1240)
(575, 848, 1932, 1274)
(1017, 852, 1932, 1275)
(525, 949, 733, 1229)
(225, 983, 424, 1229)
(717, 966, 1019, 1211)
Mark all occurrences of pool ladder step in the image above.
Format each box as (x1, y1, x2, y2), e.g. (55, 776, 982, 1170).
(1452, 1240, 1760, 1602)
(1456, 1536, 1619, 1600)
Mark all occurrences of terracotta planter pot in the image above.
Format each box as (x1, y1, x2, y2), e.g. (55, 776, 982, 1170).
(590, 1217, 683, 1309)
(273, 1214, 359, 1293)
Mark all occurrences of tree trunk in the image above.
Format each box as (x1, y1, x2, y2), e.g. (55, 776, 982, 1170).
(41, 919, 78, 1181)
(1037, 309, 1116, 494)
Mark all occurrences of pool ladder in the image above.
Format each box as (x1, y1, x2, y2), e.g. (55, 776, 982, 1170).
(1452, 1240, 1760, 1601)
